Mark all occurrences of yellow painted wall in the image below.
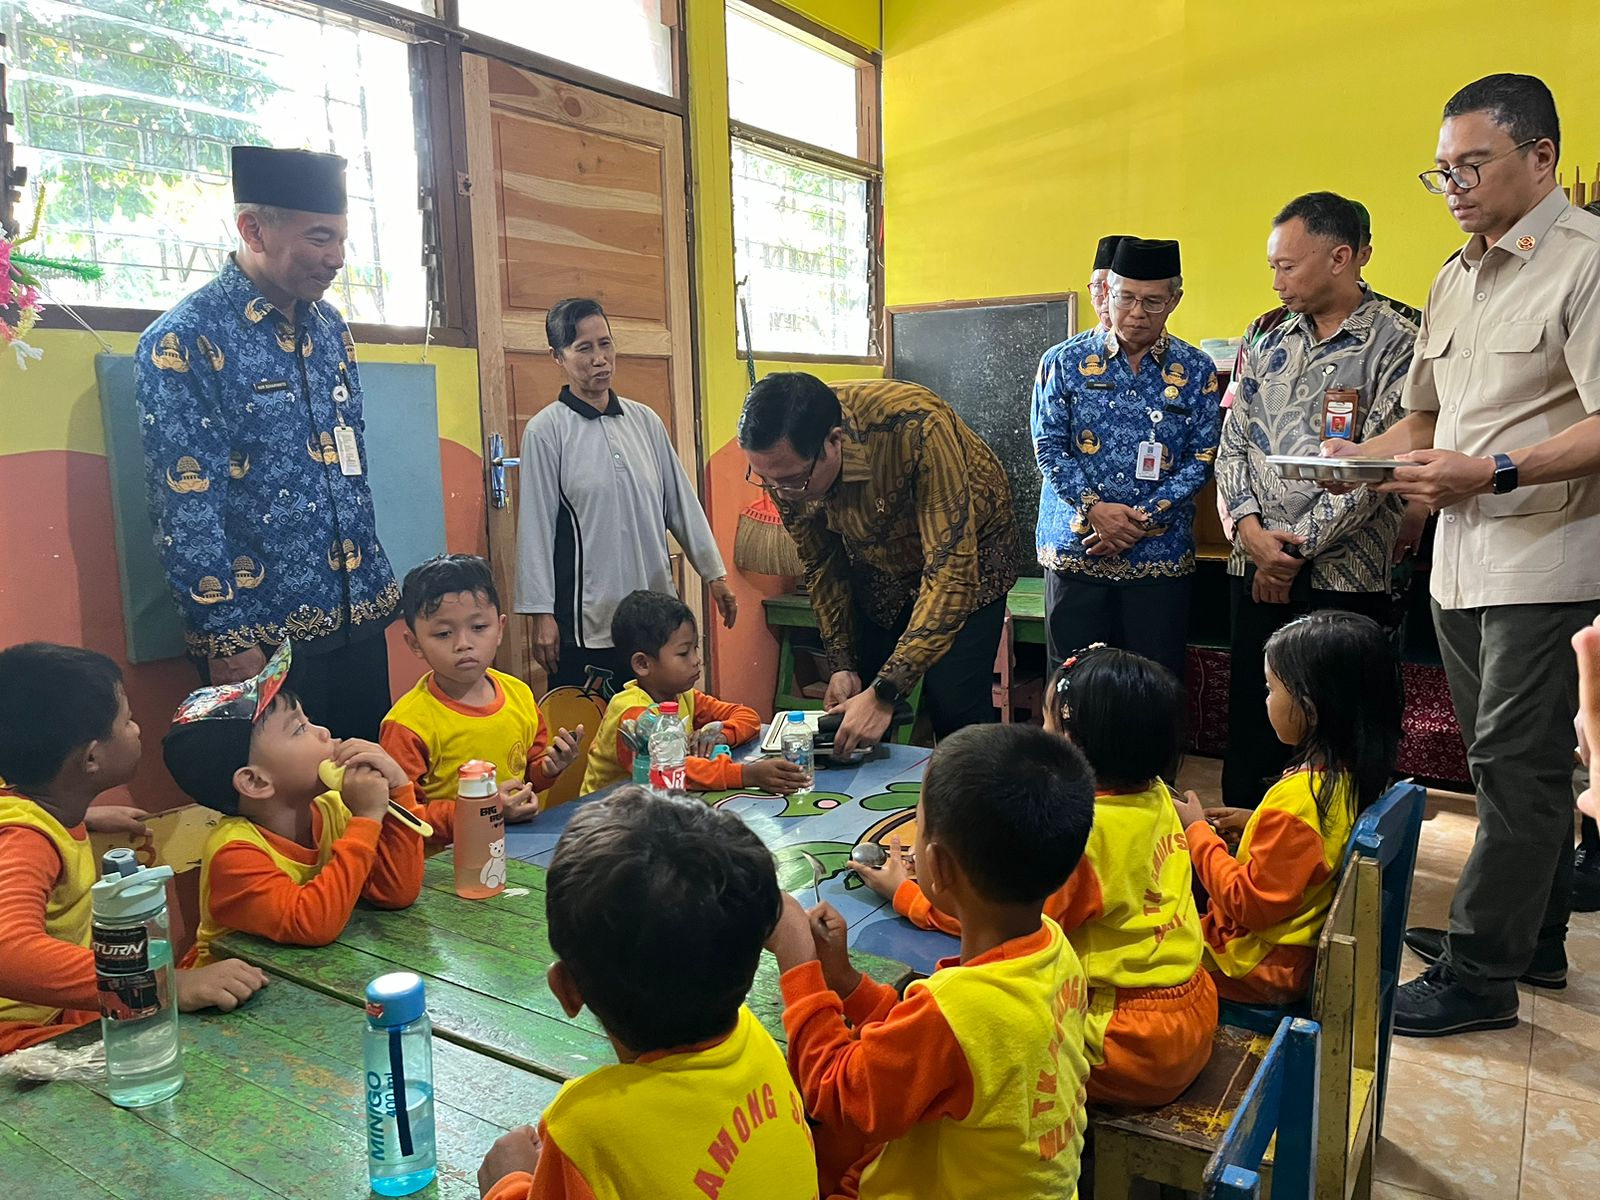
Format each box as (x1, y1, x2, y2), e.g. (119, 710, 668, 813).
(882, 0, 1600, 341)
(687, 0, 884, 449)
(685, 0, 883, 697)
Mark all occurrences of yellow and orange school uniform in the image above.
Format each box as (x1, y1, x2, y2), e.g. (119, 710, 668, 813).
(581, 679, 761, 795)
(0, 791, 101, 1055)
(782, 918, 1090, 1200)
(1186, 769, 1355, 1005)
(894, 784, 1216, 1107)
(381, 668, 552, 840)
(483, 1006, 817, 1200)
(187, 785, 426, 967)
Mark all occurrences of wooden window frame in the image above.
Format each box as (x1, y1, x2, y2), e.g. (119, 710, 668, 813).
(724, 0, 883, 364)
(7, 0, 689, 344)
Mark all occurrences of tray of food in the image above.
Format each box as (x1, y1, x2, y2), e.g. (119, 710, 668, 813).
(1266, 454, 1408, 483)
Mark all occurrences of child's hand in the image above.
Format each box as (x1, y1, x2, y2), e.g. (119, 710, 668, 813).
(763, 893, 818, 972)
(340, 763, 392, 821)
(1203, 806, 1252, 849)
(177, 958, 268, 1012)
(332, 739, 410, 791)
(1577, 617, 1600, 818)
(691, 721, 728, 758)
(1171, 788, 1208, 830)
(855, 835, 912, 900)
(743, 756, 812, 796)
(478, 1124, 542, 1196)
(84, 805, 151, 838)
(807, 901, 861, 999)
(499, 780, 538, 824)
(539, 725, 584, 779)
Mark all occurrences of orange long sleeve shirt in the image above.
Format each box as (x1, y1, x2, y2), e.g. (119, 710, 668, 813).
(188, 785, 425, 964)
(0, 824, 99, 1055)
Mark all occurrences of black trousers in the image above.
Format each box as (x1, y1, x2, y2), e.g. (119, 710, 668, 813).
(1220, 578, 1394, 809)
(853, 594, 1007, 738)
(194, 630, 393, 743)
(550, 643, 634, 695)
(1044, 570, 1191, 682)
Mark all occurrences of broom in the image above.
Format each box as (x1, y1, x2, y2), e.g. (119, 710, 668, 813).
(732, 278, 806, 580)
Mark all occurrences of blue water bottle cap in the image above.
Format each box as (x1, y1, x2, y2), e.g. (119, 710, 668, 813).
(787, 711, 806, 723)
(365, 971, 426, 1027)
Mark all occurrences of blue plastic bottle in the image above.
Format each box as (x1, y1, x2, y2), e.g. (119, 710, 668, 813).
(364, 972, 437, 1196)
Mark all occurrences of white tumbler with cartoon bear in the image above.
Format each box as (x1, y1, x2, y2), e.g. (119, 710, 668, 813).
(453, 760, 506, 899)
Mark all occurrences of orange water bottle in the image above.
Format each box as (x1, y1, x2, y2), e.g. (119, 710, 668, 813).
(453, 760, 506, 900)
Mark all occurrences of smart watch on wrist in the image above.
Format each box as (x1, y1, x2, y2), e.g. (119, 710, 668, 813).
(869, 676, 902, 706)
(1491, 453, 1519, 495)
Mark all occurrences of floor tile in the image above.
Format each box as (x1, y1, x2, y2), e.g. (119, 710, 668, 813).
(1375, 1057, 1526, 1200)
(1392, 1005, 1532, 1089)
(1521, 1090, 1600, 1198)
(1374, 1183, 1447, 1200)
(1530, 992, 1600, 1105)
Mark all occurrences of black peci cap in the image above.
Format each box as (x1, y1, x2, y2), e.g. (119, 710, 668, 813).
(1093, 234, 1134, 271)
(231, 146, 348, 215)
(1110, 237, 1181, 281)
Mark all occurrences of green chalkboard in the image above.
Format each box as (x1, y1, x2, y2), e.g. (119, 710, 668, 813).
(97, 355, 448, 663)
(889, 295, 1079, 579)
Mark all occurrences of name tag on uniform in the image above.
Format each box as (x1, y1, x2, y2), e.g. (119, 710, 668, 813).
(333, 425, 363, 476)
(253, 379, 289, 394)
(1136, 440, 1162, 481)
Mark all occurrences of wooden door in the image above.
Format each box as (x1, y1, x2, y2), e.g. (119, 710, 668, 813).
(464, 54, 700, 686)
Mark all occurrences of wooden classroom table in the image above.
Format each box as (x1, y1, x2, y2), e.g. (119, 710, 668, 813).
(216, 746, 941, 1082)
(0, 973, 558, 1200)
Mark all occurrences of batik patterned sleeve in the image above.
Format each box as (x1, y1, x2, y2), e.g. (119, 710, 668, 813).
(135, 321, 259, 658)
(1032, 348, 1098, 508)
(778, 498, 859, 677)
(876, 408, 984, 692)
(1217, 342, 1261, 522)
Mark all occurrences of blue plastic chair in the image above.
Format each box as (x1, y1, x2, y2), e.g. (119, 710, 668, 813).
(1217, 779, 1426, 1132)
(1202, 1017, 1321, 1200)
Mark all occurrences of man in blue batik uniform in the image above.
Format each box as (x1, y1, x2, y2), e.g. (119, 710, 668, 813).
(136, 146, 399, 740)
(1031, 237, 1221, 679)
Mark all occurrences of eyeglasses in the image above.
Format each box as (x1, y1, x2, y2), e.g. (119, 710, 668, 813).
(1418, 138, 1537, 194)
(745, 448, 821, 495)
(1110, 289, 1174, 315)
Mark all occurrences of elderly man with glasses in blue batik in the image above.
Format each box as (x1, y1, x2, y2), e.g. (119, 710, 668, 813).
(1031, 237, 1222, 681)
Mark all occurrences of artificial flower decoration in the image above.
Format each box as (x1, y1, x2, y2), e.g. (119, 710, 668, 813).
(2, 187, 103, 370)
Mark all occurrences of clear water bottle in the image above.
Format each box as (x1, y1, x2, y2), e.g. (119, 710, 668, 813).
(454, 760, 506, 900)
(781, 712, 815, 796)
(364, 971, 438, 1196)
(648, 700, 688, 790)
(90, 848, 183, 1107)
(629, 705, 662, 785)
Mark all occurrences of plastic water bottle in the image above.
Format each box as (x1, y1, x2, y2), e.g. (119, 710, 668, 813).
(91, 848, 183, 1107)
(649, 701, 688, 790)
(364, 972, 437, 1196)
(453, 760, 506, 899)
(629, 705, 662, 785)
(781, 711, 815, 795)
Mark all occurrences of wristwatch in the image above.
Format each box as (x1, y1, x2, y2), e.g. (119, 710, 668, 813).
(869, 676, 902, 706)
(1490, 453, 1519, 495)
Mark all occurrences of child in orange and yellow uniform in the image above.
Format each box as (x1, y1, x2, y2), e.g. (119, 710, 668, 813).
(580, 590, 809, 796)
(864, 646, 1216, 1107)
(475, 786, 817, 1199)
(164, 641, 428, 966)
(1172, 611, 1403, 1004)
(380, 556, 582, 838)
(0, 644, 266, 1054)
(772, 724, 1094, 1200)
